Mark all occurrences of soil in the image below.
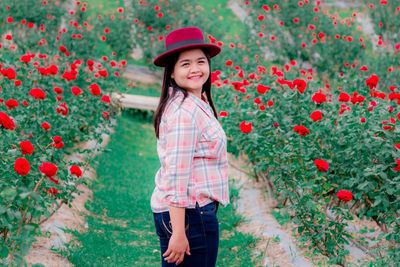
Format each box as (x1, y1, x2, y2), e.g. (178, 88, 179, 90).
(228, 153, 314, 267)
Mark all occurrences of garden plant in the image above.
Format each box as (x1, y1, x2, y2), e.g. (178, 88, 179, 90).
(0, 1, 129, 265)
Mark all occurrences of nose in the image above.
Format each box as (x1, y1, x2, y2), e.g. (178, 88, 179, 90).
(189, 63, 201, 74)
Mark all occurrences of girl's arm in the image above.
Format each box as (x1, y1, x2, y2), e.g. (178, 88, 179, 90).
(163, 206, 191, 265)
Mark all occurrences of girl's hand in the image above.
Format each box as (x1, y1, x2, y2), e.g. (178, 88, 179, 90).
(163, 232, 191, 265)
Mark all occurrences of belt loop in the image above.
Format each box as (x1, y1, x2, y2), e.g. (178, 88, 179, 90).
(195, 202, 200, 209)
(215, 201, 219, 213)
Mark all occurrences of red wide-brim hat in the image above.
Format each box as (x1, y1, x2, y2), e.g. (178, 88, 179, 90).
(153, 26, 221, 67)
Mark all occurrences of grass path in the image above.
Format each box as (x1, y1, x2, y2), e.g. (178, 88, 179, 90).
(66, 112, 259, 266)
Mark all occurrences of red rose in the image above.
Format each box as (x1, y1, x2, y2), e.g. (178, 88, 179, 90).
(5, 99, 18, 110)
(239, 120, 252, 134)
(101, 95, 110, 104)
(47, 65, 58, 75)
(310, 110, 323, 122)
(54, 87, 63, 94)
(59, 45, 67, 53)
(350, 92, 365, 105)
(87, 59, 94, 66)
(293, 78, 307, 94)
(89, 83, 101, 96)
(102, 111, 110, 120)
(20, 54, 33, 63)
(52, 142, 64, 149)
(56, 102, 68, 116)
(336, 189, 353, 202)
(52, 136, 64, 149)
(98, 69, 108, 77)
(294, 125, 310, 136)
(314, 159, 329, 172)
(53, 136, 62, 143)
(254, 97, 261, 104)
(2, 68, 16, 80)
(366, 74, 379, 89)
(48, 187, 58, 196)
(0, 111, 15, 130)
(311, 92, 326, 104)
(29, 88, 46, 100)
(39, 162, 58, 177)
(14, 158, 30, 176)
(338, 92, 350, 102)
(394, 159, 400, 172)
(256, 84, 270, 94)
(70, 165, 83, 178)
(219, 111, 228, 117)
(41, 121, 51, 131)
(71, 86, 82, 96)
(62, 70, 77, 81)
(20, 140, 34, 155)
(38, 67, 48, 76)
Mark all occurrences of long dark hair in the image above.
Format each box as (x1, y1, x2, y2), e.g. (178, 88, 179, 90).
(153, 49, 219, 139)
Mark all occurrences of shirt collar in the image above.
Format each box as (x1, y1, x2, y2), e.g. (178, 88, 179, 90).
(172, 88, 214, 118)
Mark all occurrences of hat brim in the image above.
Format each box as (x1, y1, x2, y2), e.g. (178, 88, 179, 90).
(153, 44, 221, 67)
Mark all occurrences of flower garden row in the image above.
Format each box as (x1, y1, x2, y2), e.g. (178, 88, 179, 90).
(0, 1, 129, 265)
(132, 0, 399, 265)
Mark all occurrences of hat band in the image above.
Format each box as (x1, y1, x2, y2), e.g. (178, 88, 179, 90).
(166, 38, 205, 51)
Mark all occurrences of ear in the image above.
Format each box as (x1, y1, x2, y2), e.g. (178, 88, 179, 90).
(171, 72, 174, 79)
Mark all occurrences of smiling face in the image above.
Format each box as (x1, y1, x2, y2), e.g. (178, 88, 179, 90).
(171, 48, 210, 96)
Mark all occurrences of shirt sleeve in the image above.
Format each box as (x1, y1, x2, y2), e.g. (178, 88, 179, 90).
(163, 108, 198, 207)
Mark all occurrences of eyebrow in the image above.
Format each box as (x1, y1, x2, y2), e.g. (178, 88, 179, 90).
(178, 56, 207, 63)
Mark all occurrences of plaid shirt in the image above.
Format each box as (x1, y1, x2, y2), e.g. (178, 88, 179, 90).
(151, 88, 229, 213)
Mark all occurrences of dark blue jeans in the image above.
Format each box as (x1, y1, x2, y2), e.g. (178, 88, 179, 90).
(153, 202, 219, 267)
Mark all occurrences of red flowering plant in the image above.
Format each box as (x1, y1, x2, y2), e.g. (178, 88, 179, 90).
(213, 58, 399, 264)
(0, 1, 131, 265)
(364, 0, 400, 49)
(130, 0, 184, 65)
(94, 8, 134, 59)
(243, 0, 366, 77)
(0, 1, 65, 52)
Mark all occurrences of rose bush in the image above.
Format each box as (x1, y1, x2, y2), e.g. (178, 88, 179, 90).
(0, 1, 131, 265)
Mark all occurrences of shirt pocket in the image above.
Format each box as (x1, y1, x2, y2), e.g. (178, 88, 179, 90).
(197, 122, 225, 159)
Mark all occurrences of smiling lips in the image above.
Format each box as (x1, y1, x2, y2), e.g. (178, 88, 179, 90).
(188, 75, 203, 81)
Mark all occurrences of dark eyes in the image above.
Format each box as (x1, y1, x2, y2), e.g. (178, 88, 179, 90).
(181, 60, 206, 67)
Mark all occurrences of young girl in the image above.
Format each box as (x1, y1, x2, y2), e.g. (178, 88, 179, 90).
(151, 27, 229, 266)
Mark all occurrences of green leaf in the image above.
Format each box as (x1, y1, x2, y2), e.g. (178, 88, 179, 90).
(0, 188, 17, 201)
(0, 205, 6, 215)
(0, 245, 9, 258)
(19, 192, 31, 199)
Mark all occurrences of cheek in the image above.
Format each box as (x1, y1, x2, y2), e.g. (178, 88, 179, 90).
(174, 73, 187, 86)
(203, 67, 210, 79)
